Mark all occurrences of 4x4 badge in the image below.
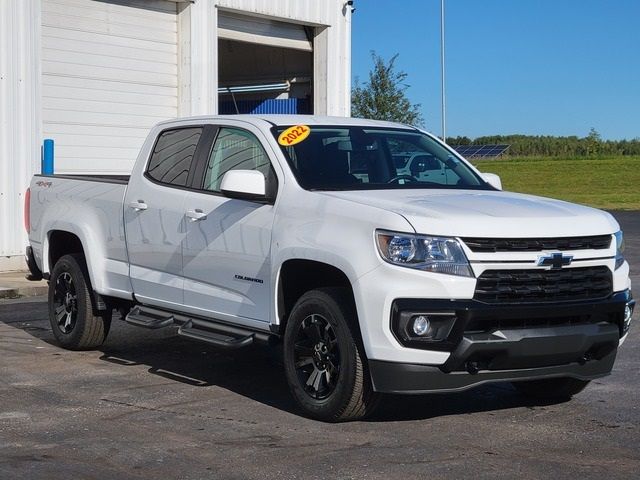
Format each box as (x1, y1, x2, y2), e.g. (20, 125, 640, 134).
(537, 253, 573, 269)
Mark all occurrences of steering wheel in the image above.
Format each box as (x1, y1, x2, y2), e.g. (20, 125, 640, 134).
(387, 174, 418, 184)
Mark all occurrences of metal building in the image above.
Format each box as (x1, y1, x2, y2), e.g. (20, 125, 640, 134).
(0, 0, 353, 271)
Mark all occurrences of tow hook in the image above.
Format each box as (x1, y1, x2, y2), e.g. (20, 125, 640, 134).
(578, 352, 593, 365)
(466, 361, 480, 375)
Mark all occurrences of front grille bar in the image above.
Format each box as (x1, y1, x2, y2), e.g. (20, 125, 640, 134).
(462, 235, 612, 253)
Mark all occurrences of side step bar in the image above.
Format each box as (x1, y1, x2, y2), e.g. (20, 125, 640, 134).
(124, 305, 275, 349)
(178, 320, 255, 349)
(125, 306, 174, 329)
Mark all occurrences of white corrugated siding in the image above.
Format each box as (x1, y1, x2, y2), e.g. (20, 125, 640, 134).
(0, 0, 41, 262)
(41, 0, 179, 174)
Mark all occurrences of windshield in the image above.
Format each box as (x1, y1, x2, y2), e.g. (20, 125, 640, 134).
(273, 126, 491, 191)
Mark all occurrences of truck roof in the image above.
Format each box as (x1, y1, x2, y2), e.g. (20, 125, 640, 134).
(156, 115, 416, 130)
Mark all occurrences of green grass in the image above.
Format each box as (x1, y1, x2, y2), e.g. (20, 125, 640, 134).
(471, 156, 640, 210)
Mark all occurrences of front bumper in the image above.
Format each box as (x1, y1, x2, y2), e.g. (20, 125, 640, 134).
(369, 290, 632, 394)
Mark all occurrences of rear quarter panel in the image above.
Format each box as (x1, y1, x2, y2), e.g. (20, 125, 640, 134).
(29, 176, 132, 299)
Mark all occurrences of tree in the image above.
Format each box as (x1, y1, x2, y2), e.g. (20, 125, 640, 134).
(585, 127, 602, 156)
(352, 52, 424, 126)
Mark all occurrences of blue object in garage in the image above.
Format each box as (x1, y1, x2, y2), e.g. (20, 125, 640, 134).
(219, 98, 311, 115)
(42, 139, 54, 175)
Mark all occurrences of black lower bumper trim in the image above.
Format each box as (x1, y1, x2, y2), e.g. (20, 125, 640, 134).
(369, 349, 617, 394)
(375, 292, 630, 393)
(442, 322, 619, 372)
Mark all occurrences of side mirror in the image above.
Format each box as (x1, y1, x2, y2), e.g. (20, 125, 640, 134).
(481, 172, 502, 190)
(220, 170, 268, 201)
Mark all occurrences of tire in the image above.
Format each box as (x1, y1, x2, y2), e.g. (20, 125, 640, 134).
(283, 288, 379, 422)
(48, 254, 112, 350)
(513, 377, 590, 399)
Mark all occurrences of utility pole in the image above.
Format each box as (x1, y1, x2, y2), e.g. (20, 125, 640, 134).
(440, 0, 446, 142)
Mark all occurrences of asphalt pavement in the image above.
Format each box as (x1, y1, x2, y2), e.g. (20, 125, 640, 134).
(1, 212, 639, 479)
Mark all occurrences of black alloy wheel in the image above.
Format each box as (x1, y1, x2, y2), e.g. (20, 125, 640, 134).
(293, 313, 341, 400)
(52, 272, 78, 334)
(48, 254, 112, 350)
(283, 288, 379, 422)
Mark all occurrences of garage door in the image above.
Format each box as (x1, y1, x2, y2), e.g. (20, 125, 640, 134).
(218, 11, 312, 52)
(41, 0, 178, 174)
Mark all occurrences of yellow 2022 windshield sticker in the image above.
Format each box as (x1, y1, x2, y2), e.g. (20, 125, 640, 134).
(278, 125, 310, 146)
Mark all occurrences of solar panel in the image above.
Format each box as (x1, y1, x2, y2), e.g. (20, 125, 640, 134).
(451, 144, 510, 158)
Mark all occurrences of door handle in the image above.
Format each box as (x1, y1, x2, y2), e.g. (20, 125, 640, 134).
(128, 200, 148, 211)
(186, 209, 207, 222)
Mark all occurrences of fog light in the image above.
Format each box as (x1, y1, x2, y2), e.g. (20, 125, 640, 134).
(412, 315, 431, 336)
(623, 303, 633, 332)
(394, 308, 458, 347)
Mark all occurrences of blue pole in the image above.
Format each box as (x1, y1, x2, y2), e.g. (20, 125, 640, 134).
(42, 139, 54, 175)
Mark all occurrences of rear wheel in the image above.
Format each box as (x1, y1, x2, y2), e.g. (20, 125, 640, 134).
(283, 288, 379, 422)
(513, 377, 590, 399)
(48, 254, 112, 350)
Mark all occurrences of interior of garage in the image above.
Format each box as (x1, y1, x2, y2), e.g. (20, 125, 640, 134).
(217, 11, 314, 115)
(218, 40, 313, 114)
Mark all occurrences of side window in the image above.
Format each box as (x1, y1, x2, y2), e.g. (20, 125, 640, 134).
(203, 127, 274, 193)
(147, 128, 202, 187)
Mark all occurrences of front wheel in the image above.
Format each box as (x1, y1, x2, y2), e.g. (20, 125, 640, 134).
(283, 288, 379, 422)
(512, 377, 590, 399)
(48, 254, 112, 350)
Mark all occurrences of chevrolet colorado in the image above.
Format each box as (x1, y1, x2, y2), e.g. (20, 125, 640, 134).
(25, 115, 634, 421)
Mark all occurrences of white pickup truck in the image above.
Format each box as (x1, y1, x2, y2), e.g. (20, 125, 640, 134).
(25, 115, 634, 421)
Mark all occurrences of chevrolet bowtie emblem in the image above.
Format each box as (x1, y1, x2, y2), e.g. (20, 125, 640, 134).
(537, 253, 573, 269)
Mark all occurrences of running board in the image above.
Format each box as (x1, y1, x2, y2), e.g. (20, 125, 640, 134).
(178, 320, 255, 349)
(125, 306, 174, 329)
(123, 305, 275, 349)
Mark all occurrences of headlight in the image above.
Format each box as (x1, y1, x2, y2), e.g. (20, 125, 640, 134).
(614, 230, 625, 270)
(376, 230, 473, 277)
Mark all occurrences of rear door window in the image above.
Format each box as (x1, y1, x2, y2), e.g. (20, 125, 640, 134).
(147, 128, 203, 187)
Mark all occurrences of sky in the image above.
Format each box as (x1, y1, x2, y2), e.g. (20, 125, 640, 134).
(351, 0, 640, 140)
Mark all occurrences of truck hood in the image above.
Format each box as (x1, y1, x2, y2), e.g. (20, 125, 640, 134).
(319, 189, 619, 237)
